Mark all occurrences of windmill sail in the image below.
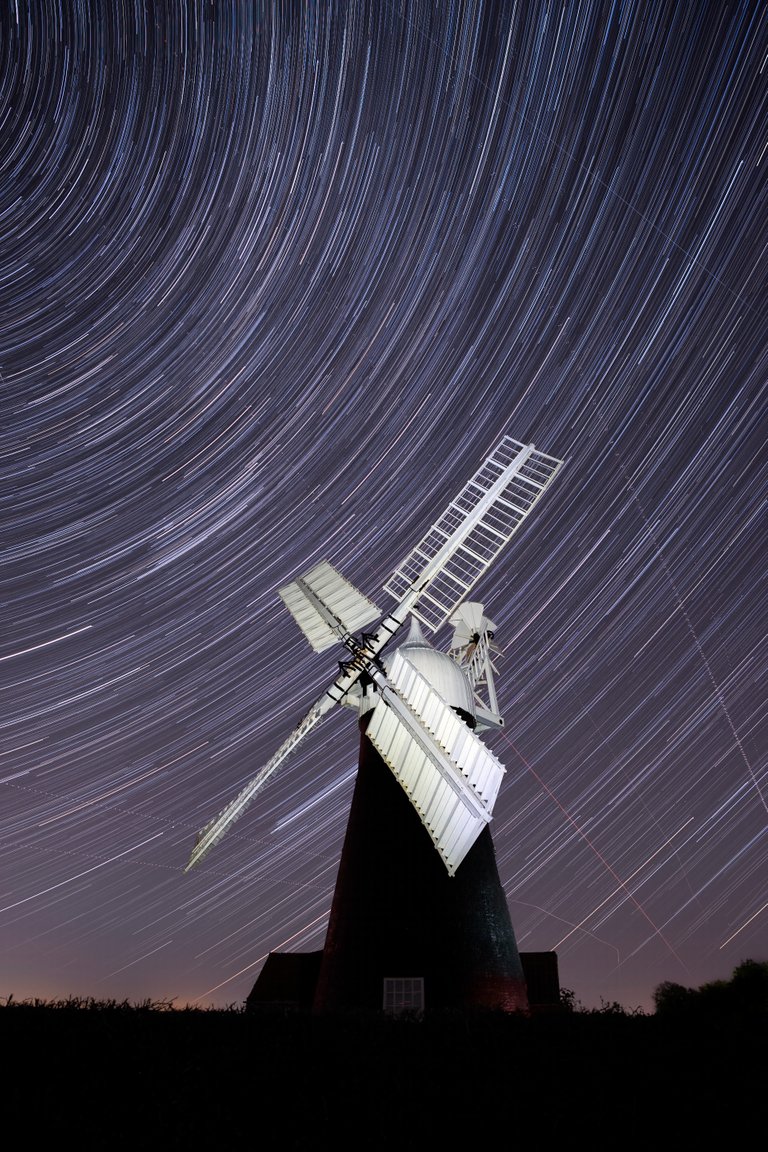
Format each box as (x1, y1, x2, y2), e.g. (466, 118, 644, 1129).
(365, 650, 505, 875)
(184, 432, 564, 872)
(279, 561, 381, 653)
(383, 437, 562, 633)
(184, 694, 334, 872)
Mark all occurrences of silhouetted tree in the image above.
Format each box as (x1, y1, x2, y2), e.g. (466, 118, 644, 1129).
(653, 960, 768, 1017)
(729, 958, 768, 1013)
(559, 986, 578, 1012)
(653, 980, 694, 1016)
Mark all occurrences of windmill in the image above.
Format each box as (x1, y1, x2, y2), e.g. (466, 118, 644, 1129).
(186, 434, 563, 1014)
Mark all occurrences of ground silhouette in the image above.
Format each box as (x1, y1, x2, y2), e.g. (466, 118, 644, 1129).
(6, 962, 765, 1149)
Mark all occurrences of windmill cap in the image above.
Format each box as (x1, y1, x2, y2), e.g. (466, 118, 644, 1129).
(386, 616, 477, 723)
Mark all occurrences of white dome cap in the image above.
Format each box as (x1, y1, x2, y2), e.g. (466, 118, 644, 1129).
(385, 616, 476, 722)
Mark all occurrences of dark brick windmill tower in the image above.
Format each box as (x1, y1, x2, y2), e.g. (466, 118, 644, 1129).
(185, 435, 564, 1015)
(313, 612, 530, 1015)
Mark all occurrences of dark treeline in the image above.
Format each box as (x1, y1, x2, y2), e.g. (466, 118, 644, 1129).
(6, 961, 765, 1149)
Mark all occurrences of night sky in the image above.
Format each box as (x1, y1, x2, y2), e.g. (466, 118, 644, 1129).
(2, 2, 766, 1014)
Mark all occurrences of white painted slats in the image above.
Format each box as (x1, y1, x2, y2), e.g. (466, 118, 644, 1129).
(365, 699, 486, 876)
(365, 651, 506, 874)
(279, 560, 381, 652)
(387, 651, 505, 808)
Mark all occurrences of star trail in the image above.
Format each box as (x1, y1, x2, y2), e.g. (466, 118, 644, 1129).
(2, 1, 766, 1012)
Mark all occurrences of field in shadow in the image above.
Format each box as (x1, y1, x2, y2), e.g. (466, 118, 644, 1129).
(5, 989, 765, 1148)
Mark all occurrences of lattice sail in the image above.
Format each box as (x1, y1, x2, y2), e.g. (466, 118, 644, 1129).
(383, 438, 563, 633)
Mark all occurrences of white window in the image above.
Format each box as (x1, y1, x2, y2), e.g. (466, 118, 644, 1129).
(383, 977, 424, 1014)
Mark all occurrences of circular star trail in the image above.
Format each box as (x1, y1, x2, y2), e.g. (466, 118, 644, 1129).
(1, 1, 766, 1011)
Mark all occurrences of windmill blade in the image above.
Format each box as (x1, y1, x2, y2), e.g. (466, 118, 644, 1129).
(184, 617, 402, 870)
(184, 692, 336, 871)
(365, 650, 505, 876)
(185, 617, 398, 871)
(279, 560, 381, 653)
(383, 437, 563, 633)
(383, 649, 505, 809)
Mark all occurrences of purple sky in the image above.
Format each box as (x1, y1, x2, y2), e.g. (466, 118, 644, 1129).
(2, 1, 766, 1013)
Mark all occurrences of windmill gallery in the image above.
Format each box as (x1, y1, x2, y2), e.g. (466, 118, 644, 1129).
(186, 436, 564, 1016)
